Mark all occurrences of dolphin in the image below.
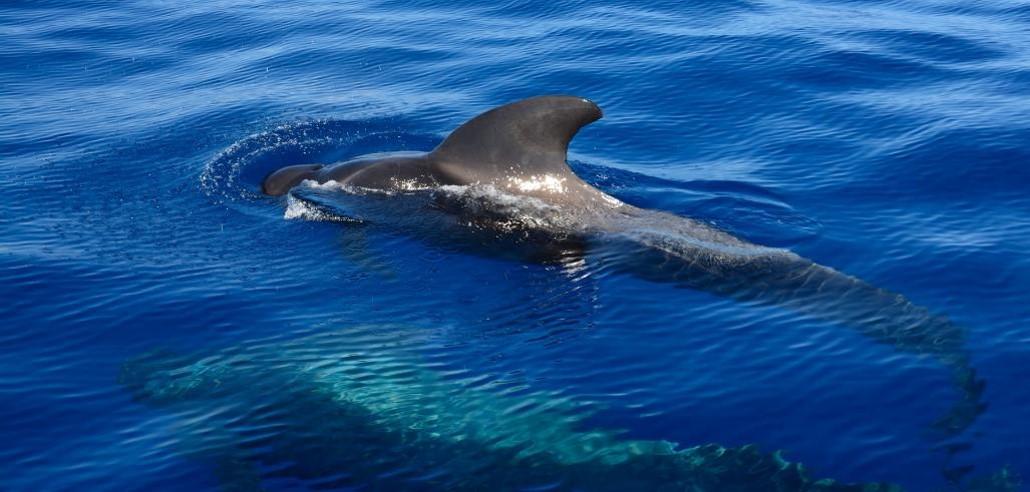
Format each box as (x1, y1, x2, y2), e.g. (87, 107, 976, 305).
(120, 326, 913, 492)
(261, 96, 985, 441)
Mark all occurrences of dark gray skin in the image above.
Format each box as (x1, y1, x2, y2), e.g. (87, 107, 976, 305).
(263, 96, 985, 460)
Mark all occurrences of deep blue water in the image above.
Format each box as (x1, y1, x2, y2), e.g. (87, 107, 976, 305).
(3, 1, 1030, 490)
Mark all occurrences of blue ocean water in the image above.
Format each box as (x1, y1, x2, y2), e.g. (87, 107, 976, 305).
(2, 1, 1030, 490)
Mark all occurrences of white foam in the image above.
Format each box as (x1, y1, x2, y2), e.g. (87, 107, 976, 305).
(283, 194, 357, 223)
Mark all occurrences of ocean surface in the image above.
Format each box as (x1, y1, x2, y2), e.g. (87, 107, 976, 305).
(2, 1, 1029, 491)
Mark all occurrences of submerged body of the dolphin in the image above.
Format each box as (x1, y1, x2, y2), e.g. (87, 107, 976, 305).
(262, 96, 984, 439)
(122, 326, 913, 491)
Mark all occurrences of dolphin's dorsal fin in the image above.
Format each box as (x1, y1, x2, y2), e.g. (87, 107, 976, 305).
(429, 96, 602, 185)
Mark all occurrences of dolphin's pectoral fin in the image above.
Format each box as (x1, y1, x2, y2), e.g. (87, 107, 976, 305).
(429, 95, 602, 185)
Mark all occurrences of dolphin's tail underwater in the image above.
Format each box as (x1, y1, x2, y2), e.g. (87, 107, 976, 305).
(598, 215, 986, 434)
(589, 210, 988, 480)
(770, 260, 987, 438)
(740, 260, 985, 437)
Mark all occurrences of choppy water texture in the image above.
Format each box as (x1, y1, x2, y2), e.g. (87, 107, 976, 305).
(2, 1, 1030, 491)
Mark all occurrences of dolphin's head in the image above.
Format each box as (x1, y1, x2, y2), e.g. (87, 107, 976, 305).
(262, 163, 325, 196)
